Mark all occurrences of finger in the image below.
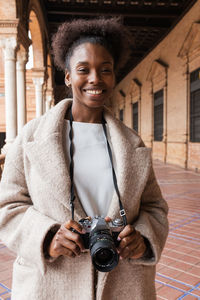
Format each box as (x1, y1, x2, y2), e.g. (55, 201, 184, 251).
(60, 238, 81, 256)
(131, 242, 146, 259)
(118, 224, 136, 240)
(59, 245, 76, 258)
(118, 231, 141, 251)
(65, 220, 85, 234)
(105, 216, 112, 222)
(48, 235, 76, 258)
(120, 237, 146, 259)
(63, 228, 85, 251)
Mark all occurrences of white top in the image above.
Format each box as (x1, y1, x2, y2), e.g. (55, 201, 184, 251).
(63, 120, 114, 217)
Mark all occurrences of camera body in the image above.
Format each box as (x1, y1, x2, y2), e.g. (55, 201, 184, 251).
(78, 217, 124, 272)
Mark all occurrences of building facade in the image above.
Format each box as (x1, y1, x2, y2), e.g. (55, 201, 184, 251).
(113, 0, 200, 172)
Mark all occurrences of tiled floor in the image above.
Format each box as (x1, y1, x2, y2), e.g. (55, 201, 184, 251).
(154, 160, 200, 300)
(0, 160, 200, 300)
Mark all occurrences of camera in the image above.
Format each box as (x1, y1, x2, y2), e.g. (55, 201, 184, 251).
(77, 217, 124, 272)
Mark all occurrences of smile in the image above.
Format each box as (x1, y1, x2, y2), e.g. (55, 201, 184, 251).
(84, 89, 104, 95)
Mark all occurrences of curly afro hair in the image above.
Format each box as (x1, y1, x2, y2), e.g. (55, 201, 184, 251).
(52, 17, 133, 75)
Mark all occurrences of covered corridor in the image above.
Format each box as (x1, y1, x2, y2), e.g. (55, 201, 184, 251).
(0, 1, 200, 299)
(0, 160, 200, 300)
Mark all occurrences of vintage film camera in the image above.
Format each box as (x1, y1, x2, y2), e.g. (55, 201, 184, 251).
(77, 217, 124, 272)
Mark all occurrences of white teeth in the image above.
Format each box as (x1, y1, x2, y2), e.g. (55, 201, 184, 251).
(86, 90, 103, 95)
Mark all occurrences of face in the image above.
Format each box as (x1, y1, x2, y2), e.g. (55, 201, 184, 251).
(65, 42, 115, 110)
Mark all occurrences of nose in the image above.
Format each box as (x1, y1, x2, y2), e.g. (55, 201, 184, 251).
(88, 70, 102, 84)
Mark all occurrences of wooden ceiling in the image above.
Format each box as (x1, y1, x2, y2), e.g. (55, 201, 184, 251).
(41, 0, 198, 84)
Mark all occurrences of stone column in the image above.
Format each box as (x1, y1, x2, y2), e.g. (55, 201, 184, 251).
(17, 49, 28, 133)
(32, 77, 44, 117)
(0, 37, 18, 152)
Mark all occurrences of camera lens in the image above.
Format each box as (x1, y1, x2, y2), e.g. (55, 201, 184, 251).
(94, 248, 113, 264)
(90, 231, 119, 272)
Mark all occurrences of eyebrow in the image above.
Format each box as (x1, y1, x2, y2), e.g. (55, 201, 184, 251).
(76, 61, 113, 65)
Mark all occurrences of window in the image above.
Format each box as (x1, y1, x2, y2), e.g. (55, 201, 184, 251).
(132, 102, 138, 132)
(119, 109, 124, 122)
(190, 68, 200, 142)
(154, 89, 163, 141)
(0, 132, 5, 150)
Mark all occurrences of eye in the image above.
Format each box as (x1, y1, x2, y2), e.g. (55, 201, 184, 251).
(102, 68, 112, 74)
(77, 67, 88, 73)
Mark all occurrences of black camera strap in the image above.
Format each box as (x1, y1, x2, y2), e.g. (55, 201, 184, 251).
(69, 106, 127, 226)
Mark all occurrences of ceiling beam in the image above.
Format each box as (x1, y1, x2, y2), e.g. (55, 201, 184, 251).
(46, 10, 178, 19)
(49, 22, 169, 32)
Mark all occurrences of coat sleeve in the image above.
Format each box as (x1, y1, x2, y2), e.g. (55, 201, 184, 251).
(0, 133, 60, 275)
(131, 164, 169, 266)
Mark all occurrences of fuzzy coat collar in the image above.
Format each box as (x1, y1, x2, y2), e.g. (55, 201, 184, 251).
(24, 99, 152, 223)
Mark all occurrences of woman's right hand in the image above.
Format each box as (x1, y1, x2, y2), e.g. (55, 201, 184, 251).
(48, 220, 85, 258)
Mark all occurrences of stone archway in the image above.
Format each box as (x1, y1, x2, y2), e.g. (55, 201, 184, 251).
(27, 0, 50, 119)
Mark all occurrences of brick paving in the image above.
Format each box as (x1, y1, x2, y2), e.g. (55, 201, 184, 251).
(154, 160, 200, 300)
(0, 160, 200, 299)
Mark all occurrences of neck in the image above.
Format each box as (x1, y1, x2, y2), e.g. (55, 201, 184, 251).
(70, 102, 103, 123)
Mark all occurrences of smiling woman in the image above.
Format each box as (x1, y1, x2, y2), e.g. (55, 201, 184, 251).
(65, 42, 115, 122)
(52, 18, 132, 123)
(0, 17, 168, 300)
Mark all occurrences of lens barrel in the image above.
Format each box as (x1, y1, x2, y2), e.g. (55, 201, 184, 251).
(90, 230, 119, 272)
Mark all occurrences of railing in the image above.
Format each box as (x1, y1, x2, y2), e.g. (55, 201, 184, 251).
(0, 154, 5, 181)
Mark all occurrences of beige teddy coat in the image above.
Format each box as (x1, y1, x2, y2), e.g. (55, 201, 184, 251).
(0, 99, 168, 300)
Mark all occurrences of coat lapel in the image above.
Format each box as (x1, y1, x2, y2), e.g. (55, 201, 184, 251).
(104, 110, 152, 223)
(24, 99, 86, 221)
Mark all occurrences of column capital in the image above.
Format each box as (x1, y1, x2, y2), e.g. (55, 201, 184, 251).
(32, 67, 46, 86)
(0, 36, 17, 60)
(17, 47, 28, 71)
(32, 77, 44, 86)
(17, 48, 28, 64)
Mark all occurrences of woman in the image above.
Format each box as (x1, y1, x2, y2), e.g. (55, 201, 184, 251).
(0, 18, 168, 300)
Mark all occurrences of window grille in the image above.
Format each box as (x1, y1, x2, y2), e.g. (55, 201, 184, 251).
(119, 109, 124, 122)
(190, 68, 200, 142)
(154, 89, 163, 141)
(132, 102, 138, 132)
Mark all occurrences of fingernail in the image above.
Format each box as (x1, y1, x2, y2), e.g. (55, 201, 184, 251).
(120, 256, 123, 260)
(117, 236, 121, 241)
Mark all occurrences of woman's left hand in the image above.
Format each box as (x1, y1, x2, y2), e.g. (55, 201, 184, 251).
(117, 224, 146, 259)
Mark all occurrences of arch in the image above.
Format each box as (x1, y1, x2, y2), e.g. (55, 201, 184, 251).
(28, 0, 49, 69)
(29, 10, 44, 68)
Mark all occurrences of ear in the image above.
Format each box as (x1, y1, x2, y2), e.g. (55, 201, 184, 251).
(65, 71, 71, 87)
